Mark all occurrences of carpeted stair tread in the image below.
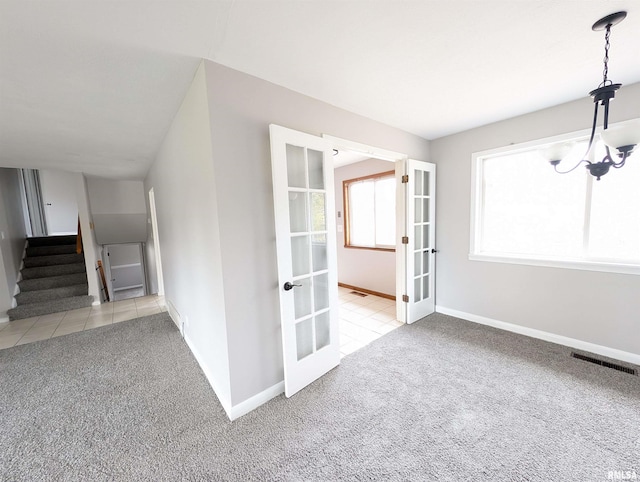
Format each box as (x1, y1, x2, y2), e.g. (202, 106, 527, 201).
(20, 263, 86, 280)
(11, 235, 93, 321)
(7, 295, 93, 320)
(23, 253, 84, 268)
(18, 272, 88, 292)
(27, 235, 78, 247)
(26, 244, 77, 257)
(16, 284, 89, 305)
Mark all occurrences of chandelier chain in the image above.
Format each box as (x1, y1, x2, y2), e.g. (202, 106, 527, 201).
(601, 26, 611, 86)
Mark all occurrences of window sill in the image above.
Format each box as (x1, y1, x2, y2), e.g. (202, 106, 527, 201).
(468, 253, 640, 276)
(345, 245, 395, 253)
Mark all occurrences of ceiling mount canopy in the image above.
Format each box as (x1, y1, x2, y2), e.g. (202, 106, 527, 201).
(545, 11, 640, 180)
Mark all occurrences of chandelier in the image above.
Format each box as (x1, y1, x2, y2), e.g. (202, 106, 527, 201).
(545, 11, 640, 180)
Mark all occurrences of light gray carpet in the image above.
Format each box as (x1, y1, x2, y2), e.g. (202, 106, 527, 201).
(1, 312, 638, 481)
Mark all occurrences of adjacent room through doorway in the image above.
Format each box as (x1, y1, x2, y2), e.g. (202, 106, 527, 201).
(332, 149, 403, 357)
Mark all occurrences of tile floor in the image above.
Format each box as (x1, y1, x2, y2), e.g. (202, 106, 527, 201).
(0, 295, 166, 350)
(338, 286, 403, 358)
(0, 289, 400, 356)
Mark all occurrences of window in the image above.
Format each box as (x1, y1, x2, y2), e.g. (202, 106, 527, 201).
(471, 120, 640, 275)
(343, 170, 395, 250)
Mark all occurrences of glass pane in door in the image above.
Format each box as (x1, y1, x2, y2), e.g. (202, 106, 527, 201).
(289, 192, 308, 233)
(315, 311, 330, 350)
(310, 192, 326, 231)
(415, 172, 423, 195)
(308, 149, 325, 189)
(287, 144, 306, 188)
(422, 225, 430, 249)
(291, 236, 310, 277)
(313, 273, 329, 311)
(414, 251, 422, 276)
(311, 234, 328, 272)
(293, 277, 312, 319)
(423, 171, 430, 195)
(422, 275, 430, 299)
(414, 277, 422, 302)
(296, 318, 314, 360)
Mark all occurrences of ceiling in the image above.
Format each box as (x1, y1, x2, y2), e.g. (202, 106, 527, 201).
(1, 1, 639, 180)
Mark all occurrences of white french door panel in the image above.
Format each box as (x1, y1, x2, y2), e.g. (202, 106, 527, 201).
(269, 124, 340, 398)
(405, 160, 436, 323)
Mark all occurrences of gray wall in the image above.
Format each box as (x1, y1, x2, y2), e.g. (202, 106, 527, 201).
(0, 168, 27, 318)
(431, 82, 640, 356)
(203, 60, 430, 406)
(87, 177, 147, 245)
(144, 62, 232, 408)
(334, 159, 396, 296)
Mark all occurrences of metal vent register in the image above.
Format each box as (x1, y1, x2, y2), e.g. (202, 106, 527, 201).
(571, 352, 637, 375)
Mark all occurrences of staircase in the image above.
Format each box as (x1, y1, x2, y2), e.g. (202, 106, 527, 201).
(7, 235, 93, 321)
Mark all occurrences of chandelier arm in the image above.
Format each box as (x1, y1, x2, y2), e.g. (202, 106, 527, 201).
(612, 150, 629, 168)
(581, 102, 600, 161)
(553, 159, 588, 175)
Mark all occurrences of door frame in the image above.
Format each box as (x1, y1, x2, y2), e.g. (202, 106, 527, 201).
(148, 188, 165, 296)
(322, 135, 412, 324)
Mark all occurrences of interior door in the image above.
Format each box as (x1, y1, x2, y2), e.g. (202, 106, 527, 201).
(105, 243, 146, 301)
(39, 169, 79, 235)
(405, 160, 436, 323)
(269, 124, 340, 397)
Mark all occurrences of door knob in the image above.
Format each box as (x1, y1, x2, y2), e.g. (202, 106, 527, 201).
(431, 248, 439, 254)
(284, 281, 302, 291)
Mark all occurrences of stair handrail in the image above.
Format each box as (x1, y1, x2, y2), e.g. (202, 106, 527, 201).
(96, 260, 110, 302)
(76, 216, 83, 254)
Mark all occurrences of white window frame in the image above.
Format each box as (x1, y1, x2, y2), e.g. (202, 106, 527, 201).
(343, 170, 396, 251)
(470, 119, 640, 276)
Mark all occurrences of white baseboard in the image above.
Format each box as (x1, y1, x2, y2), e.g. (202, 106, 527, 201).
(165, 303, 234, 418)
(165, 298, 284, 421)
(0, 315, 9, 323)
(228, 382, 285, 421)
(182, 333, 234, 418)
(435, 305, 640, 366)
(91, 299, 101, 306)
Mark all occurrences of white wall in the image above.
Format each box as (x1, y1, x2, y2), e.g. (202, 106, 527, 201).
(144, 62, 232, 409)
(203, 60, 430, 408)
(431, 82, 640, 358)
(87, 178, 147, 244)
(334, 159, 396, 296)
(75, 174, 102, 303)
(39, 169, 78, 235)
(0, 168, 27, 318)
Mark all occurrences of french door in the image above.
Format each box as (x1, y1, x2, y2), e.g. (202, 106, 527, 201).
(403, 160, 436, 323)
(269, 124, 340, 397)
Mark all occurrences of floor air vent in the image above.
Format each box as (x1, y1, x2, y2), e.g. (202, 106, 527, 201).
(571, 352, 637, 375)
(350, 291, 367, 297)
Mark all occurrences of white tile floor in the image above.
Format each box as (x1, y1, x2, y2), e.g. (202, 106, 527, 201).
(0, 295, 166, 350)
(1, 290, 399, 356)
(338, 286, 403, 358)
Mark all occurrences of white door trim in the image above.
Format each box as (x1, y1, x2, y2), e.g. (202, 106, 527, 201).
(148, 188, 165, 296)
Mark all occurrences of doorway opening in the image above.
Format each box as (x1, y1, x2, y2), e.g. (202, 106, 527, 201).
(332, 149, 403, 357)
